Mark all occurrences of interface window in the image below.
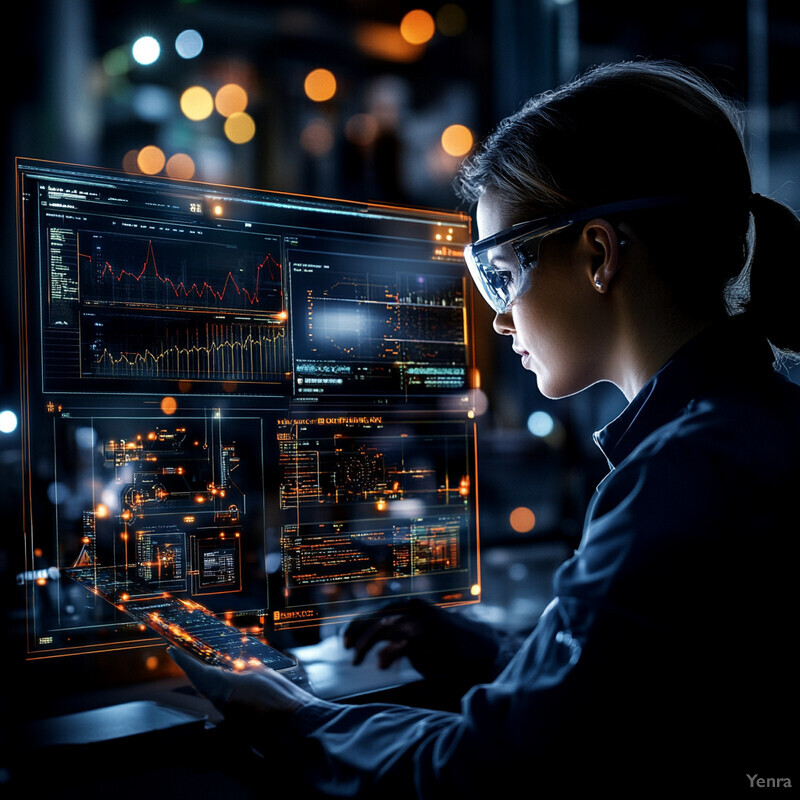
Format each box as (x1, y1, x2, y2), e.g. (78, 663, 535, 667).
(16, 159, 480, 660)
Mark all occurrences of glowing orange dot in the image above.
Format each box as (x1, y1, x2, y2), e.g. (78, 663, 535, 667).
(304, 68, 337, 102)
(181, 85, 214, 120)
(165, 153, 195, 180)
(137, 145, 166, 175)
(400, 9, 436, 45)
(509, 506, 536, 533)
(224, 111, 256, 144)
(161, 396, 177, 415)
(95, 503, 109, 518)
(145, 656, 159, 670)
(215, 83, 248, 117)
(441, 123, 474, 157)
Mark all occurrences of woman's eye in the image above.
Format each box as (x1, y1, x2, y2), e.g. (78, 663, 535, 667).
(491, 269, 514, 290)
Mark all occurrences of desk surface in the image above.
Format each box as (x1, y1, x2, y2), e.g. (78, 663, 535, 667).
(21, 633, 423, 748)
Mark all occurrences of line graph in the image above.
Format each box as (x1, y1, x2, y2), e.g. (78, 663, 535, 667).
(82, 312, 290, 382)
(79, 231, 284, 314)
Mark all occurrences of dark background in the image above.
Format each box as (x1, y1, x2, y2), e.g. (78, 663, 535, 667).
(2, 0, 798, 765)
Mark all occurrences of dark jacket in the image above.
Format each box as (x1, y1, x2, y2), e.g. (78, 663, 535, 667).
(285, 317, 799, 797)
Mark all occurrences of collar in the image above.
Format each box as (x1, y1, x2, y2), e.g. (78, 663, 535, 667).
(593, 316, 775, 469)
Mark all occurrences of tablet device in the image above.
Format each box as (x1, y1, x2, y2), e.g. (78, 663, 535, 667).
(65, 565, 298, 673)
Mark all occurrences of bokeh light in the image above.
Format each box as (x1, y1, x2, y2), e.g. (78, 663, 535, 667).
(224, 111, 256, 144)
(102, 46, 130, 77)
(0, 410, 17, 434)
(175, 29, 203, 59)
(441, 123, 474, 157)
(300, 117, 335, 156)
(436, 4, 467, 36)
(161, 396, 177, 415)
(304, 68, 337, 102)
(527, 410, 555, 438)
(132, 85, 172, 122)
(122, 150, 140, 172)
(180, 85, 214, 121)
(137, 146, 166, 174)
(345, 113, 379, 147)
(132, 35, 161, 66)
(355, 22, 425, 62)
(215, 84, 248, 117)
(165, 153, 195, 180)
(509, 506, 537, 533)
(400, 9, 436, 45)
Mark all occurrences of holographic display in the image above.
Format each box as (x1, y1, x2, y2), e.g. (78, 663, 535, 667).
(16, 159, 479, 663)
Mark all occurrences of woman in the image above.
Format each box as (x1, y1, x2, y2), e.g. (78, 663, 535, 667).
(172, 60, 800, 796)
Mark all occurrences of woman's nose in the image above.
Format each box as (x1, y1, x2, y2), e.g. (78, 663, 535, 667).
(493, 310, 515, 335)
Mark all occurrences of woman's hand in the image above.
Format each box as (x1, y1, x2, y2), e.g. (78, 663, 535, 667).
(343, 598, 501, 684)
(169, 647, 315, 718)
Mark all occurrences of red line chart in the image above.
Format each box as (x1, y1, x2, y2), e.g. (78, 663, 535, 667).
(80, 234, 283, 313)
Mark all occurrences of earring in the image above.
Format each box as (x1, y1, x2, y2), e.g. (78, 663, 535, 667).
(594, 278, 603, 289)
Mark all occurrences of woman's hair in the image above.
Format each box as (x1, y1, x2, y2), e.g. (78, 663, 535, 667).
(455, 59, 800, 354)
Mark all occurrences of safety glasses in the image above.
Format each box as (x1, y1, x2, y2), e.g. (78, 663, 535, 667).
(464, 196, 686, 313)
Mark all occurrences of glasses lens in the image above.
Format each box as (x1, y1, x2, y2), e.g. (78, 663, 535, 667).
(465, 237, 541, 313)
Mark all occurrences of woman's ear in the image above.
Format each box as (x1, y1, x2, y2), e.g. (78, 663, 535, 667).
(581, 219, 623, 294)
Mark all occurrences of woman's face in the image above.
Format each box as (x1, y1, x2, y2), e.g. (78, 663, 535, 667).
(475, 189, 610, 399)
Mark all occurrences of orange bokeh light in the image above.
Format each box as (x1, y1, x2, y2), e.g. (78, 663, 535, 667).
(509, 506, 536, 533)
(165, 153, 195, 180)
(304, 68, 337, 102)
(181, 85, 214, 120)
(441, 124, 474, 157)
(224, 111, 256, 144)
(161, 396, 177, 415)
(400, 9, 436, 45)
(137, 145, 166, 175)
(215, 83, 248, 117)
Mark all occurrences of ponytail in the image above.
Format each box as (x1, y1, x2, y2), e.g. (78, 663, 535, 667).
(743, 195, 800, 355)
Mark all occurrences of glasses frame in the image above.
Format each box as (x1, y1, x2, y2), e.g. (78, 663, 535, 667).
(465, 195, 687, 313)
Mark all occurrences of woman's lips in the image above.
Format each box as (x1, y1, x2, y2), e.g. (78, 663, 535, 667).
(513, 346, 532, 369)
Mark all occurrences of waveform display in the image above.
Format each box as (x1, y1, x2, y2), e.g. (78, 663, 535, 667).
(81, 310, 289, 383)
(80, 231, 284, 314)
